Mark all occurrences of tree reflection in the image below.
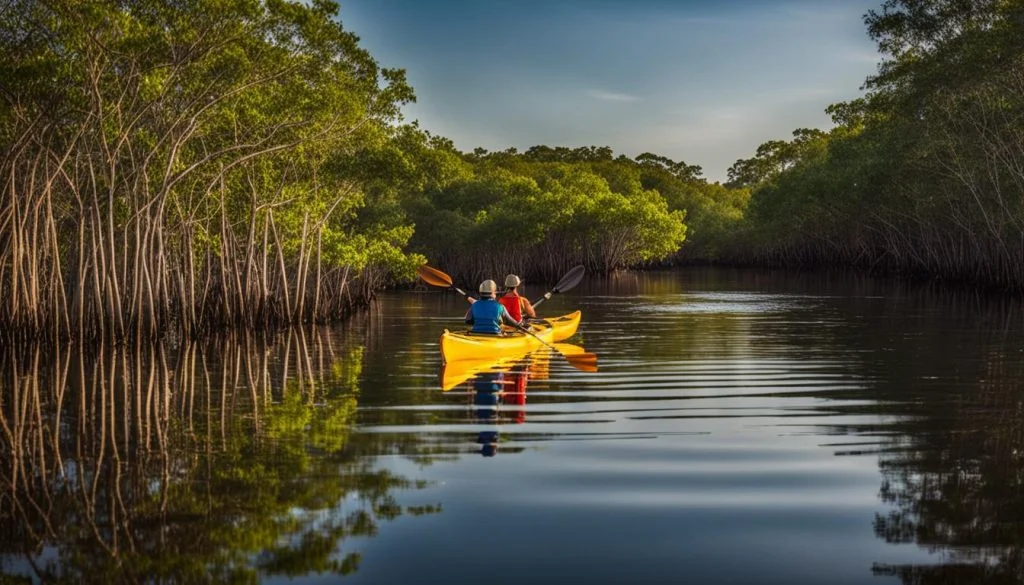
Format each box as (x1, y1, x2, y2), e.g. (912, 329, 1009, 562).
(870, 348, 1024, 583)
(0, 326, 439, 583)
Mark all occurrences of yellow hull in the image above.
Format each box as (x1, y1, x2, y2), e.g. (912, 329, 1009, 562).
(440, 311, 581, 364)
(543, 311, 581, 342)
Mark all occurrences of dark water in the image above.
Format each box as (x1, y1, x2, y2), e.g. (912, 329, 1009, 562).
(2, 268, 1024, 584)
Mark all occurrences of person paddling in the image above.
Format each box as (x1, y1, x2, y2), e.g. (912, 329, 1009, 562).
(465, 280, 521, 334)
(499, 274, 536, 323)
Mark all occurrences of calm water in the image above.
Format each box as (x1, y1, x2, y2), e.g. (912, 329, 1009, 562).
(2, 268, 1023, 584)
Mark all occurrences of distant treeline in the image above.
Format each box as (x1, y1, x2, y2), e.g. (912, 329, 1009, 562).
(3, 0, 1022, 344)
(360, 137, 748, 285)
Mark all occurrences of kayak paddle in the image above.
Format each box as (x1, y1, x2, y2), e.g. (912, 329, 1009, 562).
(532, 265, 585, 308)
(417, 264, 472, 298)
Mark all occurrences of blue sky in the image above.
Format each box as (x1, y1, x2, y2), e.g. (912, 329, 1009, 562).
(338, 0, 882, 182)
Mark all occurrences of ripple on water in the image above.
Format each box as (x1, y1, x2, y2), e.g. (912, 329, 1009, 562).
(630, 291, 834, 314)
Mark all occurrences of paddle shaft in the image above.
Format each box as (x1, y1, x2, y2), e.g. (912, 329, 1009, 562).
(515, 321, 558, 352)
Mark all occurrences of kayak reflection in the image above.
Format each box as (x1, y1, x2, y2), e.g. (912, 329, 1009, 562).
(470, 363, 535, 457)
(440, 348, 549, 392)
(439, 340, 596, 392)
(469, 363, 533, 425)
(439, 350, 548, 457)
(440, 344, 597, 457)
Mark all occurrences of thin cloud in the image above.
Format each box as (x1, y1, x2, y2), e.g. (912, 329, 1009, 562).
(588, 89, 642, 102)
(668, 15, 740, 26)
(842, 48, 881, 64)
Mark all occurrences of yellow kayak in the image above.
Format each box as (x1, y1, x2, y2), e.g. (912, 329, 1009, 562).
(440, 311, 581, 364)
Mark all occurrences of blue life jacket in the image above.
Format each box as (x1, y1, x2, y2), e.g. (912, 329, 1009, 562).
(468, 298, 507, 334)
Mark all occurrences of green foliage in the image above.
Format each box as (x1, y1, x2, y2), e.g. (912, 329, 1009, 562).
(726, 129, 829, 189)
(0, 0, 427, 340)
(388, 144, 748, 279)
(725, 0, 1024, 290)
(635, 152, 704, 183)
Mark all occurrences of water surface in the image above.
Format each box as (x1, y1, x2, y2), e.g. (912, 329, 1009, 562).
(2, 268, 1022, 584)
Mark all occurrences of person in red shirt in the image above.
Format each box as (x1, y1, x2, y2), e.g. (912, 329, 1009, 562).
(499, 274, 537, 323)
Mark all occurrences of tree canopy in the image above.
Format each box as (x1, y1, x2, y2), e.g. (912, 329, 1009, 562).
(721, 0, 1024, 291)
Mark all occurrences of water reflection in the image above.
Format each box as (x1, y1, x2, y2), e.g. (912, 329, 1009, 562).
(0, 325, 438, 583)
(869, 343, 1024, 584)
(3, 268, 1024, 584)
(443, 351, 552, 456)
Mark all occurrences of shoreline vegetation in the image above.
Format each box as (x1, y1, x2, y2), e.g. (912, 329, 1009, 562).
(2, 0, 1022, 345)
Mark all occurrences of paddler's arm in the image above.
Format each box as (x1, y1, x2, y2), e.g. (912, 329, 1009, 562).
(499, 307, 523, 329)
(520, 296, 536, 319)
(465, 306, 474, 324)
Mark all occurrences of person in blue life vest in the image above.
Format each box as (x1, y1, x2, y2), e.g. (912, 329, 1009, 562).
(499, 274, 536, 324)
(465, 280, 521, 334)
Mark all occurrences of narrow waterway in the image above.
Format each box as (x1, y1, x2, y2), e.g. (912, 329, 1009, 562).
(2, 268, 1022, 584)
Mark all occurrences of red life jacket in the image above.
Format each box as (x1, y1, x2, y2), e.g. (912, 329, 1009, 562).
(499, 291, 523, 321)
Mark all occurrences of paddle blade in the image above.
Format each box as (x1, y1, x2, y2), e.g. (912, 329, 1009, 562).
(552, 265, 585, 294)
(417, 264, 453, 288)
(552, 342, 598, 372)
(566, 354, 598, 372)
(532, 265, 586, 306)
